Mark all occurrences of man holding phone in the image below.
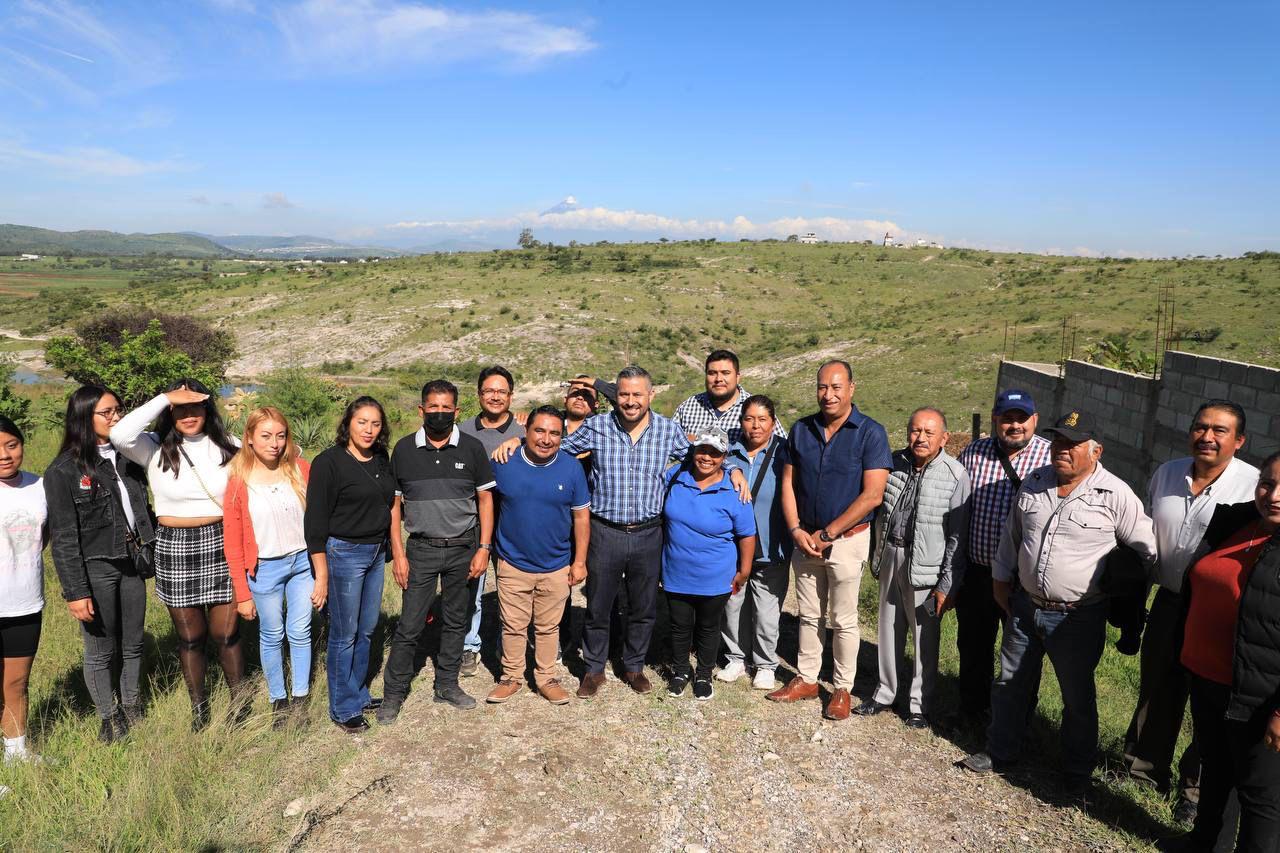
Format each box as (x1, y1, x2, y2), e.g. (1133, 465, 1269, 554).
(855, 407, 970, 729)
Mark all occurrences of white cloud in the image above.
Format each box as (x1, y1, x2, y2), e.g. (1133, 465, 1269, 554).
(389, 204, 902, 243)
(0, 141, 190, 177)
(262, 192, 296, 209)
(274, 0, 594, 70)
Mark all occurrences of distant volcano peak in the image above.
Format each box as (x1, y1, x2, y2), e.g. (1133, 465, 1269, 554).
(541, 196, 580, 215)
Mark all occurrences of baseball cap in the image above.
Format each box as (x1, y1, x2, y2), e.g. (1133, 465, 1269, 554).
(993, 389, 1036, 416)
(691, 429, 729, 453)
(1041, 410, 1097, 443)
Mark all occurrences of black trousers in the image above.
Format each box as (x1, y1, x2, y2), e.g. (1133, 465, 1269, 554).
(1124, 587, 1201, 802)
(667, 590, 730, 679)
(382, 536, 473, 697)
(581, 520, 662, 674)
(1189, 676, 1280, 852)
(956, 561, 1003, 714)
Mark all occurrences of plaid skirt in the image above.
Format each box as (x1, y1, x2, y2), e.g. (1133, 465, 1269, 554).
(155, 522, 233, 608)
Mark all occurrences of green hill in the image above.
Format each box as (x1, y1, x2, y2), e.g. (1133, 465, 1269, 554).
(0, 224, 231, 257)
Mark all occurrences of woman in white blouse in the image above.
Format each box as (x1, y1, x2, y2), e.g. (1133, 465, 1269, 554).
(223, 407, 323, 729)
(110, 379, 243, 731)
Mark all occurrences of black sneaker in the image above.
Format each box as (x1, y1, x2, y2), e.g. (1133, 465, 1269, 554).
(98, 717, 119, 744)
(191, 698, 212, 733)
(1172, 799, 1198, 827)
(957, 751, 1015, 774)
(433, 683, 477, 710)
(362, 697, 383, 713)
(693, 678, 714, 701)
(121, 703, 144, 728)
(334, 715, 370, 734)
(668, 674, 690, 697)
(460, 651, 480, 678)
(376, 697, 403, 725)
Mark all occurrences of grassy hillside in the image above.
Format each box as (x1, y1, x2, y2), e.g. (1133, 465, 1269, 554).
(9, 241, 1275, 441)
(0, 224, 232, 258)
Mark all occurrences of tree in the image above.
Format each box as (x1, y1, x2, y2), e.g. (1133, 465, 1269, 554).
(45, 319, 221, 409)
(786, 234, 799, 243)
(75, 310, 236, 381)
(517, 228, 539, 250)
(258, 366, 344, 421)
(0, 362, 32, 432)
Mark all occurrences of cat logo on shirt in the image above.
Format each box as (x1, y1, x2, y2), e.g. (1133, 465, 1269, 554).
(455, 462, 466, 470)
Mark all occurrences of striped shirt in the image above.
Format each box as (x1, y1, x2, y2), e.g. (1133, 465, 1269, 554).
(958, 434, 1052, 566)
(673, 387, 787, 447)
(560, 411, 738, 524)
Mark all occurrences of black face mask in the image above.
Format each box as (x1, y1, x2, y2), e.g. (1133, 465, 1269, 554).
(423, 411, 455, 434)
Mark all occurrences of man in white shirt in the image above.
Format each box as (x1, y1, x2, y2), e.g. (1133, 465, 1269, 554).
(1124, 399, 1260, 825)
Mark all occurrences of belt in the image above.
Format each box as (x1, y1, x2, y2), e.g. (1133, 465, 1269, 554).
(410, 531, 476, 548)
(1027, 591, 1103, 612)
(592, 514, 662, 533)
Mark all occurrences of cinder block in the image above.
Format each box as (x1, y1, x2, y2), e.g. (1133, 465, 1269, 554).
(1165, 351, 1197, 374)
(1204, 379, 1230, 399)
(1180, 375, 1206, 397)
(1247, 365, 1280, 392)
(1197, 359, 1222, 380)
(1233, 386, 1258, 410)
(1107, 387, 1124, 405)
(1257, 391, 1280, 416)
(1221, 361, 1250, 385)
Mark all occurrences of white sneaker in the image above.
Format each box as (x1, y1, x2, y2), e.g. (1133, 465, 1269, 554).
(752, 669, 778, 691)
(716, 660, 746, 683)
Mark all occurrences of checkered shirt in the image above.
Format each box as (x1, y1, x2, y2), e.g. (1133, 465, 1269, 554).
(958, 434, 1052, 566)
(673, 388, 787, 447)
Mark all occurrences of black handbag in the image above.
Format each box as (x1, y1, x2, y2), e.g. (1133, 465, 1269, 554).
(126, 528, 156, 580)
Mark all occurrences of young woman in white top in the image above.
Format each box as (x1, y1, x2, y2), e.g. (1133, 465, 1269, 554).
(0, 415, 48, 765)
(223, 407, 324, 729)
(110, 378, 243, 731)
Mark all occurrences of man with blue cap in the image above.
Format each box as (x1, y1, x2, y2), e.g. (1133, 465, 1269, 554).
(952, 388, 1052, 730)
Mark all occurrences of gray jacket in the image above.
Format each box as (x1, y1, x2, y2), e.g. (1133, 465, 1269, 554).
(873, 449, 970, 594)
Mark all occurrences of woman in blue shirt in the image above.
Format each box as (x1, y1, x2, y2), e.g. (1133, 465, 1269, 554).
(662, 429, 756, 700)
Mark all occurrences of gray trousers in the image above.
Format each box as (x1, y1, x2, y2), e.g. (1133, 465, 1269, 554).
(81, 557, 147, 719)
(872, 544, 940, 716)
(721, 560, 789, 671)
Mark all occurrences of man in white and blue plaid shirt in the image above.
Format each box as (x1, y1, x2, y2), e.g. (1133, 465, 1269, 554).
(954, 388, 1051, 725)
(672, 350, 787, 447)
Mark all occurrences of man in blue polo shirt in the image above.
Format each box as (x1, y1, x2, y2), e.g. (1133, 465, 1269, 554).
(485, 406, 590, 706)
(769, 359, 892, 721)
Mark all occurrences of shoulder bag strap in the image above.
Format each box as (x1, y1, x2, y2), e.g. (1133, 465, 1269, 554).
(748, 441, 778, 561)
(992, 441, 1022, 492)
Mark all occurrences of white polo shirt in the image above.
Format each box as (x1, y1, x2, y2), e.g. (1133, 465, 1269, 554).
(1148, 455, 1260, 593)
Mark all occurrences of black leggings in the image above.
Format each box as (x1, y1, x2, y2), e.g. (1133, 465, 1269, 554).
(168, 603, 244, 705)
(666, 591, 730, 679)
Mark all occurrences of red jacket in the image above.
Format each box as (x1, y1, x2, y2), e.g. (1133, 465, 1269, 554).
(223, 458, 311, 603)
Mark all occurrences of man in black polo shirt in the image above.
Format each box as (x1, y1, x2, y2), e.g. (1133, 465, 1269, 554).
(378, 379, 496, 719)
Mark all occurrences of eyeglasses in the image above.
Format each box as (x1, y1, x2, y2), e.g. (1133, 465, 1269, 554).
(480, 389, 511, 398)
(94, 407, 123, 419)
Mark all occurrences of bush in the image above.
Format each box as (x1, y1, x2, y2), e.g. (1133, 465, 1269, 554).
(45, 320, 219, 409)
(76, 310, 235, 379)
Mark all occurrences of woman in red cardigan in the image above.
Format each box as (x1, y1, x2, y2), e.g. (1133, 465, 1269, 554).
(224, 407, 323, 728)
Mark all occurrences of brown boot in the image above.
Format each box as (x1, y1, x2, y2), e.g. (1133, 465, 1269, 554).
(486, 679, 523, 704)
(576, 672, 606, 698)
(765, 675, 820, 703)
(621, 670, 652, 694)
(539, 680, 571, 705)
(824, 688, 852, 720)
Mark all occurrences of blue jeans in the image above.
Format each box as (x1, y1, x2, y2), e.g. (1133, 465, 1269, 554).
(325, 538, 384, 722)
(987, 588, 1107, 777)
(248, 550, 314, 702)
(463, 567, 485, 654)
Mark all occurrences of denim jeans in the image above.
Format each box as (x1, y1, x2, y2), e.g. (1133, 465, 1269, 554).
(463, 561, 487, 654)
(248, 550, 315, 702)
(81, 557, 147, 718)
(987, 588, 1107, 777)
(325, 538, 384, 722)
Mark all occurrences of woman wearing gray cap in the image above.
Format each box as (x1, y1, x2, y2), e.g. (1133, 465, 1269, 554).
(661, 430, 757, 700)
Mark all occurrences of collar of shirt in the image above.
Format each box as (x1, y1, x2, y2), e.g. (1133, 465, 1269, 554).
(802, 404, 868, 438)
(472, 413, 517, 434)
(414, 424, 461, 449)
(694, 387, 746, 414)
(673, 468, 734, 495)
(518, 447, 560, 468)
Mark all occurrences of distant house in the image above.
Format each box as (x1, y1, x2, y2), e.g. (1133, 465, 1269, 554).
(799, 232, 819, 244)
(18, 253, 40, 261)
(882, 233, 895, 247)
(915, 239, 929, 248)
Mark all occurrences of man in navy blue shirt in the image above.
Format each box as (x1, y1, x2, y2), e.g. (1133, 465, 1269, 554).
(769, 360, 892, 721)
(485, 406, 590, 706)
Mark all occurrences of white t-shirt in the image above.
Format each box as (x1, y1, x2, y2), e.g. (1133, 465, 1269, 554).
(0, 472, 46, 617)
(247, 481, 307, 559)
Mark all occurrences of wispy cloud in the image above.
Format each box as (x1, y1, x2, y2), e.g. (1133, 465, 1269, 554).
(262, 192, 296, 209)
(189, 195, 212, 205)
(390, 203, 902, 243)
(0, 140, 191, 177)
(274, 0, 595, 71)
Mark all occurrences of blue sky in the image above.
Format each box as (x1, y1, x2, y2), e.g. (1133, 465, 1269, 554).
(1, 0, 1276, 256)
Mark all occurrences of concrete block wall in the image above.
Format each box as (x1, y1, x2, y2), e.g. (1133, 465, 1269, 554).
(997, 351, 1280, 497)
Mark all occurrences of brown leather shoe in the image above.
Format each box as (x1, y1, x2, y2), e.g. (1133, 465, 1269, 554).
(539, 680, 571, 705)
(621, 670, 652, 694)
(766, 675, 820, 703)
(824, 688, 852, 720)
(486, 679, 523, 704)
(576, 672, 606, 698)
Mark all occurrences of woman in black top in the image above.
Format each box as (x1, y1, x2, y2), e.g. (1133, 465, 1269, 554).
(44, 386, 156, 743)
(304, 396, 396, 733)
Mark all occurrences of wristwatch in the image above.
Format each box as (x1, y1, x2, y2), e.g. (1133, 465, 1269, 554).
(478, 543, 492, 551)
(818, 529, 835, 543)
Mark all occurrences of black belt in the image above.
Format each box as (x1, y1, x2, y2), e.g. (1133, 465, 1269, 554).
(592, 514, 662, 533)
(410, 531, 476, 548)
(1027, 591, 1104, 612)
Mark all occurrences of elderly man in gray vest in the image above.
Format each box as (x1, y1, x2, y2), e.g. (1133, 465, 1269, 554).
(855, 407, 970, 728)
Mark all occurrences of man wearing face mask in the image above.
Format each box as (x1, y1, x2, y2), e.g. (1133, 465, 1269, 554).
(378, 380, 495, 720)
(960, 411, 1157, 799)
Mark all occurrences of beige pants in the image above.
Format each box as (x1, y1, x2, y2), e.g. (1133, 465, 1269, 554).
(793, 529, 870, 691)
(496, 560, 570, 687)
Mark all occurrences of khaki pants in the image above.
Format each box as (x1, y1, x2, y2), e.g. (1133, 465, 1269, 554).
(496, 560, 570, 687)
(793, 529, 870, 691)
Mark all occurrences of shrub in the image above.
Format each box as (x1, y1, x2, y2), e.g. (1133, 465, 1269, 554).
(258, 367, 345, 421)
(0, 362, 32, 432)
(75, 310, 235, 380)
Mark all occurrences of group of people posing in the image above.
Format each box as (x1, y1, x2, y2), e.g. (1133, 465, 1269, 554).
(0, 349, 1277, 852)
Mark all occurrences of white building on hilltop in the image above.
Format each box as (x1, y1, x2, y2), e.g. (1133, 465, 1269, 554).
(882, 232, 895, 247)
(18, 253, 40, 261)
(799, 232, 818, 244)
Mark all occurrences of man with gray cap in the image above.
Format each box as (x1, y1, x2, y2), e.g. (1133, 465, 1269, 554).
(954, 388, 1052, 728)
(960, 410, 1158, 797)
